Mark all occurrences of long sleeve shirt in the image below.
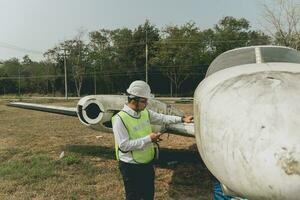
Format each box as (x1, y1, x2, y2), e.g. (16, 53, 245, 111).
(113, 104, 182, 163)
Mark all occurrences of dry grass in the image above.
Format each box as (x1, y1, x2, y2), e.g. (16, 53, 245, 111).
(0, 99, 213, 200)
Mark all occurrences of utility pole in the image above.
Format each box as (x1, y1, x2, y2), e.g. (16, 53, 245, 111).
(63, 49, 68, 100)
(93, 60, 97, 95)
(170, 79, 173, 97)
(145, 29, 148, 83)
(18, 65, 20, 97)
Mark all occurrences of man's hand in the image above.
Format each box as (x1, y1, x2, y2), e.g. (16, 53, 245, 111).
(182, 115, 193, 123)
(150, 132, 163, 142)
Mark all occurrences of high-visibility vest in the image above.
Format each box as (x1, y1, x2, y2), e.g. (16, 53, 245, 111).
(112, 109, 154, 163)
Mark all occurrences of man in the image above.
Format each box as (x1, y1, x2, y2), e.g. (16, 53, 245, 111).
(213, 178, 234, 200)
(213, 178, 248, 200)
(112, 80, 193, 200)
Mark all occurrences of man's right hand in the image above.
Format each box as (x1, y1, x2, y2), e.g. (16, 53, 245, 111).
(150, 132, 163, 142)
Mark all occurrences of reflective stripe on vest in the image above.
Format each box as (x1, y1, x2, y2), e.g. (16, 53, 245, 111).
(112, 109, 154, 163)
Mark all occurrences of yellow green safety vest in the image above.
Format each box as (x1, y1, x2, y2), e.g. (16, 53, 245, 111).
(112, 109, 155, 164)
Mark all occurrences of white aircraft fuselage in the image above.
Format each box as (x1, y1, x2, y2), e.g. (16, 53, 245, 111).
(194, 46, 300, 199)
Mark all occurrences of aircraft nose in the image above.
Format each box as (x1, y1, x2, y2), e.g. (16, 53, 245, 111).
(194, 70, 300, 199)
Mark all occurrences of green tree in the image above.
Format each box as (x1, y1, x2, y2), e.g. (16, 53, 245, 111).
(44, 46, 66, 95)
(21, 55, 47, 94)
(88, 21, 160, 93)
(1, 58, 22, 94)
(89, 28, 132, 92)
(213, 16, 271, 55)
(68, 31, 89, 97)
(152, 22, 204, 96)
(45, 31, 89, 97)
(0, 70, 15, 95)
(132, 20, 160, 76)
(40, 60, 58, 96)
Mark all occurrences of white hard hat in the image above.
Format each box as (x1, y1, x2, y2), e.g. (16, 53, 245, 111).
(127, 80, 154, 99)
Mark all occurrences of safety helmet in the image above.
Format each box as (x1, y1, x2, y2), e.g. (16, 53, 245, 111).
(126, 80, 154, 99)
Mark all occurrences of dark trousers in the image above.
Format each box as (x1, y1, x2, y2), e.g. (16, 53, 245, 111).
(119, 160, 155, 200)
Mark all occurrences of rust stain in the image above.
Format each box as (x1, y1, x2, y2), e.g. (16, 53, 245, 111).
(277, 150, 300, 176)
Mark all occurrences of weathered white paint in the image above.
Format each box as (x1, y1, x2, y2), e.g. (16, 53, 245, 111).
(255, 47, 262, 64)
(194, 63, 300, 199)
(8, 95, 193, 136)
(8, 102, 77, 116)
(76, 95, 188, 135)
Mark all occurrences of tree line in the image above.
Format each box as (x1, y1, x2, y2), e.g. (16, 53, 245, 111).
(1, 1, 299, 97)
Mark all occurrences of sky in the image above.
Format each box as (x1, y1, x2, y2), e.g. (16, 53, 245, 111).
(0, 0, 277, 61)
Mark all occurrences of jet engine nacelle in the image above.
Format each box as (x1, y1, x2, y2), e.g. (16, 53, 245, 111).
(76, 95, 185, 133)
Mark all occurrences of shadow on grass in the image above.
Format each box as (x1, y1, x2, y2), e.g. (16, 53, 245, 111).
(162, 144, 213, 199)
(66, 145, 115, 160)
(66, 144, 203, 167)
(155, 147, 202, 166)
(66, 144, 213, 199)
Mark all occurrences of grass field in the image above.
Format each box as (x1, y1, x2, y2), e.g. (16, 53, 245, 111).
(0, 99, 213, 200)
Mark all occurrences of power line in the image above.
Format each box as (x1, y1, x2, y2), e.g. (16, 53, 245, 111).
(0, 66, 205, 80)
(0, 38, 269, 59)
(0, 71, 205, 80)
(92, 39, 269, 47)
(0, 70, 147, 80)
(0, 41, 43, 54)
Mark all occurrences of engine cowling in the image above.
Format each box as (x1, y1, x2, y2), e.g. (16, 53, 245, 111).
(76, 95, 185, 133)
(76, 95, 124, 132)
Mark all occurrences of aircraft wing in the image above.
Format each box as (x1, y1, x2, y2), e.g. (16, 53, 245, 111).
(8, 102, 77, 117)
(165, 123, 194, 137)
(7, 97, 194, 137)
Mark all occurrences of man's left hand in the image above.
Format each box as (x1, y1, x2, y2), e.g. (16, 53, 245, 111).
(182, 115, 193, 123)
